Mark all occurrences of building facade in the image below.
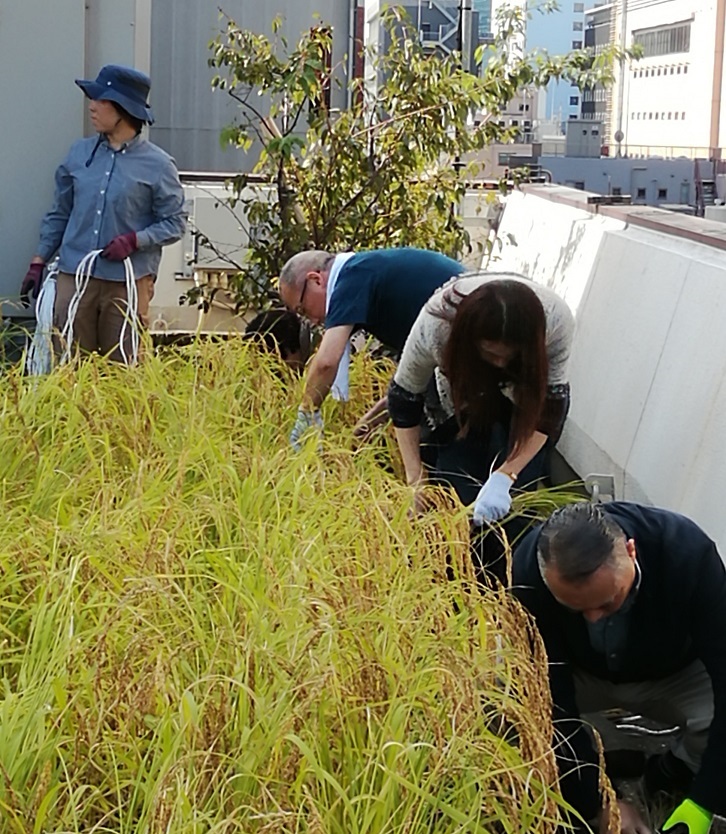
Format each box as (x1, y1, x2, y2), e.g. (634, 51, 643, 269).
(489, 0, 588, 132)
(472, 0, 494, 38)
(149, 0, 360, 172)
(605, 0, 726, 158)
(581, 3, 614, 146)
(527, 0, 588, 129)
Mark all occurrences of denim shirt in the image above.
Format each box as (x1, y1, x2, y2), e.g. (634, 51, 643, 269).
(37, 134, 187, 281)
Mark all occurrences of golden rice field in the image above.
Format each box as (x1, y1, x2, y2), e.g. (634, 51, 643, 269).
(0, 340, 600, 833)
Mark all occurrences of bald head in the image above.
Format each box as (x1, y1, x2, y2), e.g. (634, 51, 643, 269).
(279, 250, 333, 292)
(278, 250, 335, 323)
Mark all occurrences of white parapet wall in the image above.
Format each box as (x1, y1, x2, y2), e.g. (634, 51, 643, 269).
(492, 184, 726, 554)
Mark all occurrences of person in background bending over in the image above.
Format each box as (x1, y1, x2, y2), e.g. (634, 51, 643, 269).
(20, 65, 186, 362)
(388, 273, 573, 553)
(513, 501, 726, 834)
(278, 247, 464, 450)
(244, 309, 310, 373)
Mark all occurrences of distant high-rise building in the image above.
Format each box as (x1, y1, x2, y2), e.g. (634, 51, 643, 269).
(364, 1, 480, 79)
(581, 4, 613, 146)
(489, 0, 587, 132)
(472, 0, 493, 38)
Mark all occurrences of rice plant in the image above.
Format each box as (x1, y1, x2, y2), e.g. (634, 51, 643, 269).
(0, 342, 596, 833)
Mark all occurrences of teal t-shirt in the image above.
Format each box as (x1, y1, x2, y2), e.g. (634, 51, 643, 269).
(325, 248, 463, 352)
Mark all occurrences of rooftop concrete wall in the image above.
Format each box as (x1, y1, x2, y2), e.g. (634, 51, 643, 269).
(492, 184, 726, 554)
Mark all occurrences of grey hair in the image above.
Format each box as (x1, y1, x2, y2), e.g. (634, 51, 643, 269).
(279, 250, 334, 290)
(536, 502, 626, 584)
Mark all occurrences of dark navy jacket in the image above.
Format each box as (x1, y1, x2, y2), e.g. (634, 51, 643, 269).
(513, 502, 726, 819)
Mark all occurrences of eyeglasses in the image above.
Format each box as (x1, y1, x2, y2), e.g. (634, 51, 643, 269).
(294, 278, 309, 316)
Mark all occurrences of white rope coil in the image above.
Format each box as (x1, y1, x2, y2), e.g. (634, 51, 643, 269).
(60, 251, 140, 367)
(118, 256, 140, 367)
(25, 259, 59, 377)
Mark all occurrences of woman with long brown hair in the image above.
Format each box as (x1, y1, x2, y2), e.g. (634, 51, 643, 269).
(388, 272, 574, 526)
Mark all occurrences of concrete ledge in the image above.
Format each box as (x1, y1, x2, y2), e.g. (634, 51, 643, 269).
(521, 183, 726, 251)
(493, 185, 726, 556)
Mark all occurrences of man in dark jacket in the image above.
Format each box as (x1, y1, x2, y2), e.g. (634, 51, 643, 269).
(513, 501, 726, 834)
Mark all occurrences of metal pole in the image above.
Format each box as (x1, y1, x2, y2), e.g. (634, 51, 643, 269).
(460, 0, 473, 73)
(614, 0, 628, 157)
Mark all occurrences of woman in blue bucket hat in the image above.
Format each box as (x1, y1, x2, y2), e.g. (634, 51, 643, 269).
(20, 65, 186, 364)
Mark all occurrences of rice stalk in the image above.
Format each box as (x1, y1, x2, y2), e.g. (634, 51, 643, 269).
(0, 341, 602, 833)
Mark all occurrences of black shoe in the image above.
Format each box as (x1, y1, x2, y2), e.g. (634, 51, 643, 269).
(643, 751, 694, 798)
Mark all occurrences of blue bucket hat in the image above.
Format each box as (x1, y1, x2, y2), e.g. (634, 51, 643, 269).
(75, 64, 154, 125)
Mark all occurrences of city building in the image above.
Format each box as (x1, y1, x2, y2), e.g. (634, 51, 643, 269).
(490, 0, 587, 131)
(472, 0, 494, 39)
(527, 0, 588, 129)
(603, 0, 725, 158)
(581, 2, 614, 145)
(363, 0, 480, 74)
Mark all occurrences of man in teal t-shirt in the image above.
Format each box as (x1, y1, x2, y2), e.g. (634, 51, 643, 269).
(279, 247, 463, 450)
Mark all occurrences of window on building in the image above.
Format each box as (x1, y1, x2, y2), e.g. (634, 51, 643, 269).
(677, 66, 681, 73)
(655, 113, 659, 119)
(575, 181, 586, 190)
(612, 187, 622, 196)
(658, 188, 668, 200)
(674, 112, 679, 119)
(637, 187, 647, 199)
(574, 2, 584, 10)
(525, 104, 530, 111)
(670, 66, 675, 74)
(633, 21, 691, 57)
(684, 65, 688, 73)
(573, 21, 583, 30)
(570, 95, 580, 105)
(668, 112, 672, 119)
(519, 103, 525, 111)
(682, 111, 686, 119)
(649, 113, 653, 119)
(569, 114, 578, 119)
(572, 40, 583, 48)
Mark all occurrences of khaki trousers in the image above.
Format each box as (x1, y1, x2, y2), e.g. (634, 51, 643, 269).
(574, 660, 714, 772)
(54, 272, 154, 363)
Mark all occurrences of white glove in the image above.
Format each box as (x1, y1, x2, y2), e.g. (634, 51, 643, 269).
(472, 471, 513, 525)
(290, 407, 323, 451)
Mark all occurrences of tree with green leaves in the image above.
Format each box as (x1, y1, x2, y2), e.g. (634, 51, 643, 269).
(200, 6, 634, 311)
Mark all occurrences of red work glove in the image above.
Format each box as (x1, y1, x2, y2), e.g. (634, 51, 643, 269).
(101, 231, 138, 261)
(20, 262, 45, 306)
